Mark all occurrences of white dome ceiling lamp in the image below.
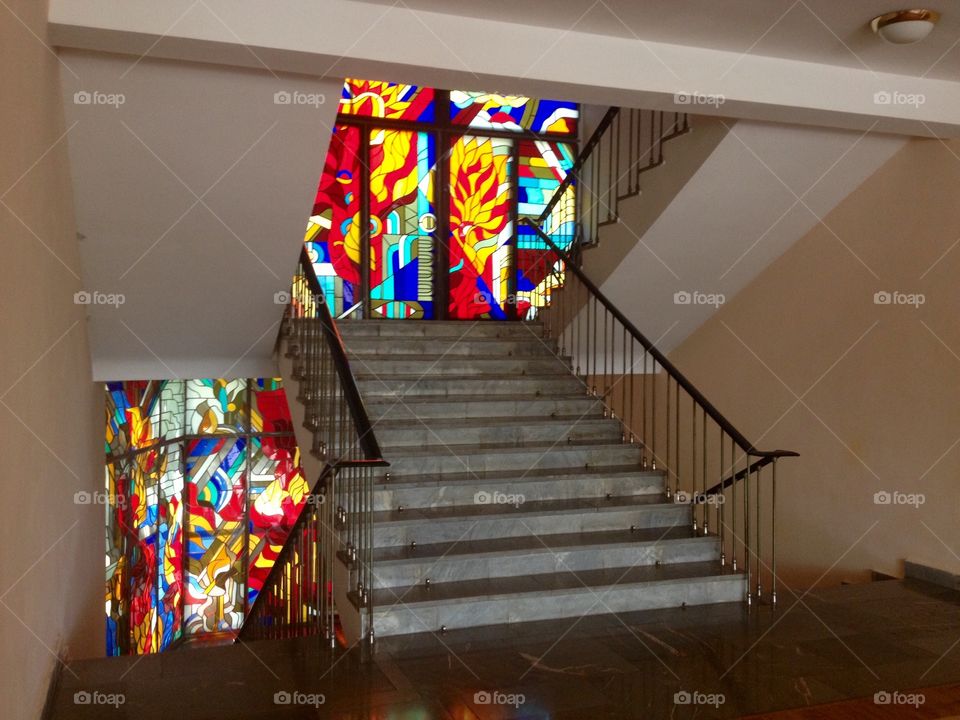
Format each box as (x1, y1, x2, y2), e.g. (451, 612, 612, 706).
(870, 9, 940, 44)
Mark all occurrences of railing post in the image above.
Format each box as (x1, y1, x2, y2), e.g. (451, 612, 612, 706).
(771, 458, 778, 607)
(755, 463, 762, 603)
(744, 452, 752, 606)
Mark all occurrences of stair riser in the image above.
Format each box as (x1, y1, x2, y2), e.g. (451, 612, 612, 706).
(372, 575, 745, 636)
(376, 419, 622, 449)
(373, 472, 664, 511)
(338, 322, 544, 339)
(385, 445, 643, 476)
(373, 505, 689, 546)
(346, 338, 555, 357)
(367, 396, 602, 421)
(353, 356, 570, 376)
(356, 376, 586, 398)
(373, 539, 719, 588)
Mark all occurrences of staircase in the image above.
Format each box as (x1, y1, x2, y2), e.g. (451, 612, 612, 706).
(246, 105, 796, 647)
(310, 319, 743, 637)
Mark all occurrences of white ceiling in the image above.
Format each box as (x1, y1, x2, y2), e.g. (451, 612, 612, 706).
(49, 0, 960, 136)
(354, 0, 959, 80)
(59, 51, 342, 380)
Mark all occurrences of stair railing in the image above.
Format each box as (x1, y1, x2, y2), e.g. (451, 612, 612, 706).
(535, 106, 690, 253)
(240, 246, 388, 645)
(519, 135, 797, 604)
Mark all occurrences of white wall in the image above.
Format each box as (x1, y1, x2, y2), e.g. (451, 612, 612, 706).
(0, 2, 105, 718)
(586, 119, 905, 357)
(671, 137, 960, 587)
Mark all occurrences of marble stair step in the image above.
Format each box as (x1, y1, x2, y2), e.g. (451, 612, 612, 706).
(364, 393, 600, 421)
(337, 319, 544, 339)
(371, 526, 718, 588)
(355, 373, 586, 398)
(374, 415, 622, 449)
(370, 493, 687, 546)
(350, 354, 571, 377)
(346, 336, 555, 357)
(368, 561, 744, 636)
(373, 465, 664, 510)
(382, 440, 643, 475)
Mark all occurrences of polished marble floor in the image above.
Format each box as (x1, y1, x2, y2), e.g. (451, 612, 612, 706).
(50, 579, 960, 719)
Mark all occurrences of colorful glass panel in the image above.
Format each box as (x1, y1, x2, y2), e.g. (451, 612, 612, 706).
(369, 129, 437, 318)
(246, 439, 308, 605)
(449, 135, 514, 319)
(159, 379, 184, 440)
(451, 91, 578, 134)
(105, 380, 161, 456)
(307, 125, 362, 316)
(340, 78, 435, 122)
(157, 443, 183, 650)
(186, 379, 249, 435)
(105, 378, 305, 653)
(129, 447, 161, 654)
(516, 139, 576, 315)
(184, 437, 247, 635)
(105, 460, 130, 656)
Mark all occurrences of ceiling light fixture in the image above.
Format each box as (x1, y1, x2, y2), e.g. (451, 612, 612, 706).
(870, 9, 940, 44)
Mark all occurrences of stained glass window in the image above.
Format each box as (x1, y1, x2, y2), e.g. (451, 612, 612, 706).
(104, 378, 306, 654)
(449, 135, 514, 319)
(516, 139, 576, 315)
(307, 125, 362, 317)
(450, 91, 578, 134)
(185, 437, 247, 635)
(186, 379, 249, 435)
(340, 78, 435, 122)
(370, 128, 437, 318)
(306, 79, 578, 319)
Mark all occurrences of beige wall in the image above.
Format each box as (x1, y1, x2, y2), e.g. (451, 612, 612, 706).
(1, 1, 105, 717)
(670, 137, 960, 588)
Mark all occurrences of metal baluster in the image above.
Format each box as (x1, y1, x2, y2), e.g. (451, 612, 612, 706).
(771, 458, 778, 607)
(621, 326, 628, 441)
(674, 383, 680, 499)
(756, 463, 763, 602)
(731, 437, 738, 572)
(665, 374, 671, 497)
(591, 297, 597, 396)
(691, 399, 698, 531)
(650, 355, 657, 470)
(640, 344, 647, 466)
(719, 431, 725, 565)
(744, 452, 752, 605)
(701, 411, 707, 535)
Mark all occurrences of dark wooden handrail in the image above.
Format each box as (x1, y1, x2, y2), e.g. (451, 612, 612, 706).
(296, 244, 386, 464)
(520, 217, 799, 463)
(700, 455, 779, 499)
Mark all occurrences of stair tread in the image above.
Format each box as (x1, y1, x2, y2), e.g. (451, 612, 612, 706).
(382, 439, 632, 457)
(364, 392, 593, 405)
(373, 492, 676, 524)
(371, 561, 736, 608)
(356, 372, 578, 382)
(377, 464, 660, 487)
(374, 526, 708, 563)
(375, 414, 611, 430)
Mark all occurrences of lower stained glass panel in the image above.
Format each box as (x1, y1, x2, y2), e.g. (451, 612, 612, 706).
(185, 437, 247, 635)
(106, 378, 305, 654)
